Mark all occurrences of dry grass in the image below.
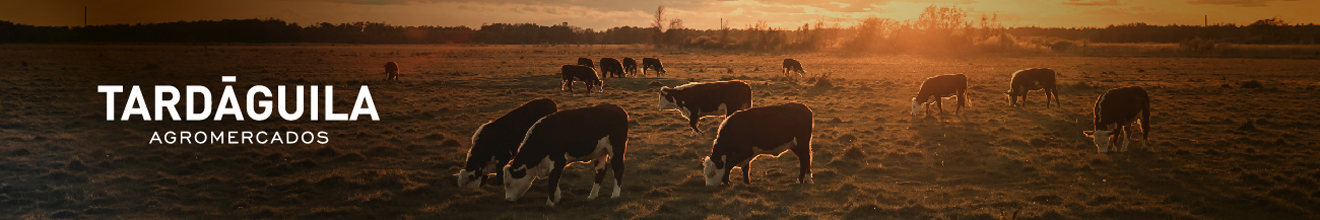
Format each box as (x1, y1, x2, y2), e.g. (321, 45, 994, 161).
(1, 44, 1319, 219)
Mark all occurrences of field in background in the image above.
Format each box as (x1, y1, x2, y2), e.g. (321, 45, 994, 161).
(1, 44, 1319, 219)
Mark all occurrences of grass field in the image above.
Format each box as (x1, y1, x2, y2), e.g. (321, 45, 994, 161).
(2, 44, 1319, 219)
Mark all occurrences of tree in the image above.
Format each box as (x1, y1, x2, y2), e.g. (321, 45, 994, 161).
(652, 6, 666, 47)
(916, 5, 971, 32)
(667, 18, 686, 46)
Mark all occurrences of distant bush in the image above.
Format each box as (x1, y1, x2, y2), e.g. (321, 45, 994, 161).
(1180, 37, 1218, 53)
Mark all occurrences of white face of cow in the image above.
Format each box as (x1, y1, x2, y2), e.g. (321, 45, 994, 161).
(658, 87, 678, 110)
(456, 168, 482, 188)
(701, 156, 726, 186)
(910, 98, 922, 116)
(458, 156, 501, 187)
(1084, 130, 1113, 153)
(502, 157, 552, 201)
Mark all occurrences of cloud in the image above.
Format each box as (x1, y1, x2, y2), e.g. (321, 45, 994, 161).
(1185, 0, 1297, 7)
(1062, 0, 1120, 6)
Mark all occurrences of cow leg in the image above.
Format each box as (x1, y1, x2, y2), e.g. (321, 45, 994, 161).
(609, 135, 627, 198)
(792, 143, 814, 184)
(687, 115, 702, 136)
(489, 162, 505, 185)
(1022, 91, 1030, 107)
(721, 166, 733, 185)
(1120, 126, 1131, 152)
(587, 156, 610, 200)
(545, 163, 566, 207)
(1052, 87, 1062, 108)
(936, 98, 945, 114)
(1141, 111, 1151, 148)
(1044, 90, 1054, 108)
(739, 160, 752, 184)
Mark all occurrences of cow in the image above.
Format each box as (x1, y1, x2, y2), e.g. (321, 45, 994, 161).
(577, 57, 595, 69)
(622, 58, 638, 77)
(600, 58, 625, 78)
(782, 59, 806, 78)
(910, 74, 971, 116)
(702, 102, 814, 186)
(502, 103, 629, 207)
(384, 62, 400, 81)
(456, 98, 558, 188)
(1083, 86, 1151, 153)
(561, 65, 603, 94)
(658, 80, 753, 136)
(642, 58, 666, 76)
(1005, 68, 1060, 108)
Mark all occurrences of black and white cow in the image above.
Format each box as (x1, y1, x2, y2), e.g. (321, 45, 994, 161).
(457, 98, 558, 187)
(1083, 86, 1151, 153)
(910, 74, 971, 116)
(561, 64, 602, 94)
(702, 102, 814, 186)
(622, 58, 638, 76)
(1005, 68, 1060, 108)
(658, 80, 753, 136)
(642, 58, 666, 76)
(782, 59, 806, 78)
(577, 57, 595, 69)
(503, 103, 629, 207)
(600, 58, 625, 78)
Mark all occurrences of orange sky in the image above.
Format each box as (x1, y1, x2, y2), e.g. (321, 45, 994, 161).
(2, 0, 1316, 30)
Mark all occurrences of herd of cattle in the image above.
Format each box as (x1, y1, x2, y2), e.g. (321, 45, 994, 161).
(423, 58, 1152, 207)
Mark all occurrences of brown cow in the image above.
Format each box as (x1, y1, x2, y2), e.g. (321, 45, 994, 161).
(384, 62, 400, 81)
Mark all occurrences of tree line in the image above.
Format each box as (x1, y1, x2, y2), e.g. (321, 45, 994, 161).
(1, 10, 1316, 48)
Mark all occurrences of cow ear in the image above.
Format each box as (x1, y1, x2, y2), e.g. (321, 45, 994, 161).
(661, 86, 672, 91)
(1083, 131, 1095, 137)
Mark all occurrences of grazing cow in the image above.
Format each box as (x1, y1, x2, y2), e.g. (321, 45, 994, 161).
(503, 103, 629, 207)
(561, 65, 603, 94)
(702, 102, 814, 186)
(622, 58, 638, 76)
(782, 59, 806, 78)
(577, 57, 595, 69)
(600, 58, 625, 78)
(457, 98, 558, 188)
(1083, 86, 1151, 153)
(910, 74, 971, 116)
(384, 62, 400, 81)
(658, 80, 753, 136)
(1005, 68, 1060, 108)
(642, 58, 666, 76)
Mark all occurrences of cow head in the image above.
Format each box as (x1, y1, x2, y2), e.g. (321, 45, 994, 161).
(457, 154, 500, 188)
(455, 168, 484, 188)
(1083, 125, 1118, 153)
(502, 157, 553, 201)
(910, 97, 922, 116)
(457, 123, 495, 187)
(658, 87, 679, 110)
(701, 155, 727, 186)
(1003, 90, 1014, 105)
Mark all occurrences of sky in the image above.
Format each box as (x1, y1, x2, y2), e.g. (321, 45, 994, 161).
(1, 0, 1316, 30)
